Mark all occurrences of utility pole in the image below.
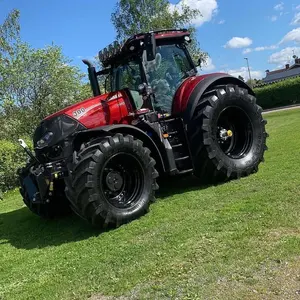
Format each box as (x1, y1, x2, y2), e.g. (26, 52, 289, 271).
(244, 57, 252, 87)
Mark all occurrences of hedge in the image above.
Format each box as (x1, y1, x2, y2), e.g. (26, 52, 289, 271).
(254, 76, 300, 109)
(0, 138, 32, 193)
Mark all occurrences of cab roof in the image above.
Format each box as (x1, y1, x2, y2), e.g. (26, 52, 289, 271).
(98, 28, 191, 68)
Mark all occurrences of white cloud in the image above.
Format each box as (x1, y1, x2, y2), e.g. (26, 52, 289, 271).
(291, 12, 300, 25)
(201, 56, 215, 71)
(268, 47, 300, 64)
(274, 2, 284, 11)
(219, 67, 264, 80)
(169, 0, 218, 27)
(243, 48, 252, 54)
(218, 19, 225, 25)
(280, 27, 300, 44)
(271, 15, 278, 22)
(224, 37, 253, 49)
(243, 48, 253, 54)
(242, 45, 278, 54)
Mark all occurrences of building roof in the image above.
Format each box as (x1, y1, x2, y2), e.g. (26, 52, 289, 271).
(262, 61, 300, 83)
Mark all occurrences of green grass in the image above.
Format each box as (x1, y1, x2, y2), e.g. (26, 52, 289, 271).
(1, 109, 300, 300)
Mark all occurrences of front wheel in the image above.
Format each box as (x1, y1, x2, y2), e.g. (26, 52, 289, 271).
(64, 133, 159, 228)
(188, 84, 269, 183)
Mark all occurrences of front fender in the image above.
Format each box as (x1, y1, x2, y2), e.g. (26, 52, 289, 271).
(73, 124, 166, 173)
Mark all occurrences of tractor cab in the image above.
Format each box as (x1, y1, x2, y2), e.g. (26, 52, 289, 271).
(86, 29, 197, 114)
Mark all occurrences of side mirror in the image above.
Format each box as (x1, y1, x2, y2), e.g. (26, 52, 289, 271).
(138, 83, 152, 97)
(144, 32, 156, 61)
(197, 57, 202, 68)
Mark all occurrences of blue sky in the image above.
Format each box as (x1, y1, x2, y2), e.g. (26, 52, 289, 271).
(1, 0, 300, 80)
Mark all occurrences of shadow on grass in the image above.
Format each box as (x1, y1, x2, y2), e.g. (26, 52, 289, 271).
(157, 174, 218, 199)
(0, 175, 219, 250)
(0, 208, 107, 250)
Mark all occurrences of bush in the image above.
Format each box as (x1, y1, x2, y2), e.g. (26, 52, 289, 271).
(0, 138, 32, 192)
(254, 76, 300, 109)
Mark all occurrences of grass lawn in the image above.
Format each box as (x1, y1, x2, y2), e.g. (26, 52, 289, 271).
(1, 109, 300, 300)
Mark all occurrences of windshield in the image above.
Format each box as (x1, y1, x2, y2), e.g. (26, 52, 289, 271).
(143, 43, 195, 113)
(110, 42, 195, 113)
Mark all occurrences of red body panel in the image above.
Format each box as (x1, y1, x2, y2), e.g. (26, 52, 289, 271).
(172, 73, 227, 115)
(45, 91, 134, 128)
(45, 73, 228, 128)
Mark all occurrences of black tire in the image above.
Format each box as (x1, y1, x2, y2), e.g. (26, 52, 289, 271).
(64, 133, 159, 228)
(188, 84, 268, 183)
(19, 167, 71, 219)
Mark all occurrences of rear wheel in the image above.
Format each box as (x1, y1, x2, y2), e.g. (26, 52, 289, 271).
(188, 84, 268, 183)
(64, 133, 159, 228)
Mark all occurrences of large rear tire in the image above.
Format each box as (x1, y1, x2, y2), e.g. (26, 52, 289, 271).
(188, 84, 268, 183)
(64, 133, 159, 228)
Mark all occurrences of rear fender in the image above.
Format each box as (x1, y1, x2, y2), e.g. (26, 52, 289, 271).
(73, 124, 166, 174)
(183, 74, 255, 124)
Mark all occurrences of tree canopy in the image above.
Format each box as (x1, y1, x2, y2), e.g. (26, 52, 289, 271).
(0, 9, 20, 60)
(0, 10, 92, 140)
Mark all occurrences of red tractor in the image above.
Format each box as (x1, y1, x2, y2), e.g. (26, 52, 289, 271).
(18, 29, 268, 227)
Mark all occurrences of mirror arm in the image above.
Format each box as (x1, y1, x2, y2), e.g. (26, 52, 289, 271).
(144, 32, 156, 61)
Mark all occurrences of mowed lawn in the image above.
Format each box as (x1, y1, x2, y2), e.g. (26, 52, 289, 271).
(1, 109, 300, 300)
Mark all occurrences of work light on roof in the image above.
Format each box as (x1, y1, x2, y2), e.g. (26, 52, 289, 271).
(103, 48, 108, 59)
(113, 41, 120, 51)
(108, 44, 114, 54)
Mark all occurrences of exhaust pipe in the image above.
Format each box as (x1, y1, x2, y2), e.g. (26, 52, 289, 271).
(82, 59, 101, 97)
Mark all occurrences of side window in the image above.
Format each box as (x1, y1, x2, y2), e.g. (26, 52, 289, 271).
(118, 61, 142, 91)
(112, 61, 144, 110)
(104, 73, 112, 93)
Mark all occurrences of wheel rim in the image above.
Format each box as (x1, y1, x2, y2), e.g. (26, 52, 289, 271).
(100, 152, 144, 209)
(216, 106, 253, 159)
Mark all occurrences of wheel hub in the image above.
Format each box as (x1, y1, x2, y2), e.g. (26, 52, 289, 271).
(219, 127, 233, 142)
(105, 171, 123, 192)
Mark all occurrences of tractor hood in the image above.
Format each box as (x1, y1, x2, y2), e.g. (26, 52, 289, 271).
(44, 90, 131, 128)
(33, 91, 132, 150)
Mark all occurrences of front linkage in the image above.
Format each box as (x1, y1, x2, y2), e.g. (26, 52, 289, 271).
(18, 139, 69, 217)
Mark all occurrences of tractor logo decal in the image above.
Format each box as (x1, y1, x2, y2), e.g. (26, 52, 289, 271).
(72, 108, 86, 118)
(72, 103, 105, 119)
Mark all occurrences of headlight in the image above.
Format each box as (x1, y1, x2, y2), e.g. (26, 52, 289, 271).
(33, 115, 86, 149)
(36, 132, 54, 149)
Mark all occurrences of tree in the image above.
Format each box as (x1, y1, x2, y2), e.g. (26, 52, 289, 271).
(0, 43, 91, 139)
(246, 78, 262, 87)
(0, 9, 20, 59)
(111, 0, 208, 66)
(0, 9, 93, 140)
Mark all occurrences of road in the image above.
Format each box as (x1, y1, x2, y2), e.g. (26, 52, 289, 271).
(262, 104, 300, 114)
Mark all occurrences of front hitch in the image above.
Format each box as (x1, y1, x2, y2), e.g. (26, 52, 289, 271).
(18, 139, 40, 164)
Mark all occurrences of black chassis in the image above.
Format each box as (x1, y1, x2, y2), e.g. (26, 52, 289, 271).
(18, 108, 192, 205)
(18, 155, 68, 204)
